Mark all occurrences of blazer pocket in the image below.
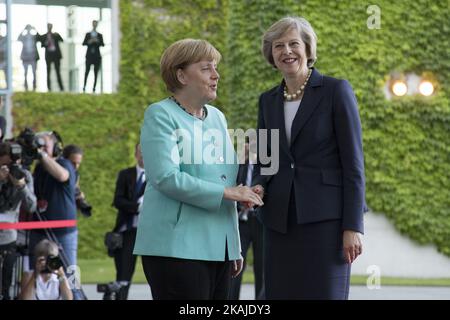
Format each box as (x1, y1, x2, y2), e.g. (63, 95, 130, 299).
(321, 169, 342, 187)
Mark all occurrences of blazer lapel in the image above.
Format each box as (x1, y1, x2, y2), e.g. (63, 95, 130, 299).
(290, 68, 325, 145)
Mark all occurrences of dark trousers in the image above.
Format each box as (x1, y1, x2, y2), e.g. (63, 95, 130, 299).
(45, 58, 64, 91)
(229, 215, 264, 300)
(83, 58, 101, 92)
(0, 242, 16, 300)
(142, 255, 231, 300)
(113, 228, 137, 299)
(264, 191, 351, 300)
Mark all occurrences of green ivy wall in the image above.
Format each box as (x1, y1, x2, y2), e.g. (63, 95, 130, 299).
(12, 0, 450, 258)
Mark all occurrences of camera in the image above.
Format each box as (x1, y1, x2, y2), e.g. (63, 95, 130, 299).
(77, 198, 92, 217)
(14, 128, 46, 169)
(75, 186, 92, 217)
(41, 255, 64, 274)
(97, 281, 129, 300)
(0, 143, 29, 212)
(7, 143, 27, 180)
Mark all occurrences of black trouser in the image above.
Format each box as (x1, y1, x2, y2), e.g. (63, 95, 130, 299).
(142, 254, 231, 300)
(45, 57, 64, 91)
(229, 215, 265, 300)
(83, 58, 101, 92)
(113, 228, 137, 300)
(0, 242, 17, 300)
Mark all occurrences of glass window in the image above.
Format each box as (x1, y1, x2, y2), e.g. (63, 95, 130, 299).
(0, 22, 7, 90)
(10, 2, 113, 93)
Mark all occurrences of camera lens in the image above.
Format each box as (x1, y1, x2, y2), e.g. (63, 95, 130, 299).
(46, 255, 63, 271)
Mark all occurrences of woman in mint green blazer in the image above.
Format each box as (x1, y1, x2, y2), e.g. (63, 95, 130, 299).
(134, 39, 263, 300)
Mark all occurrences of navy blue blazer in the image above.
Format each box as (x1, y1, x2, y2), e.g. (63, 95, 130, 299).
(253, 68, 366, 234)
(112, 167, 140, 232)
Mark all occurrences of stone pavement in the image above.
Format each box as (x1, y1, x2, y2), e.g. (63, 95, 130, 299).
(82, 284, 450, 300)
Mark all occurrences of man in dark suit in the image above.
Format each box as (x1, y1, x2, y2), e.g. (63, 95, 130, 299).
(39, 23, 64, 91)
(82, 20, 104, 93)
(229, 142, 264, 300)
(112, 143, 145, 299)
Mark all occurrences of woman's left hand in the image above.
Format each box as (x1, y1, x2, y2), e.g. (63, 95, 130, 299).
(343, 230, 363, 264)
(231, 258, 244, 278)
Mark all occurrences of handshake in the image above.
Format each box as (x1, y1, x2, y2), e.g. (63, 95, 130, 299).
(223, 184, 264, 209)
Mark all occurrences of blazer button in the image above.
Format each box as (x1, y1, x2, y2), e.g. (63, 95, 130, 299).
(291, 163, 295, 169)
(219, 156, 224, 163)
(221, 174, 227, 181)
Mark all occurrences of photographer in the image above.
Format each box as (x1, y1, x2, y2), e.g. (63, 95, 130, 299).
(0, 142, 36, 300)
(19, 239, 73, 300)
(29, 133, 82, 274)
(63, 145, 91, 218)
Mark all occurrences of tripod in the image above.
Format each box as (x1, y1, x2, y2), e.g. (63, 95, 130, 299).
(0, 244, 18, 300)
(0, 249, 5, 300)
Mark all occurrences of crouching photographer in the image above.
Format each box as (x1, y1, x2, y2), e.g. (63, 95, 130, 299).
(19, 239, 73, 300)
(0, 142, 37, 300)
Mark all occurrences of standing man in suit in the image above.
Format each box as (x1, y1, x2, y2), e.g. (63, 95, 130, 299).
(39, 23, 64, 92)
(82, 20, 104, 93)
(229, 141, 264, 300)
(253, 17, 366, 299)
(112, 143, 145, 299)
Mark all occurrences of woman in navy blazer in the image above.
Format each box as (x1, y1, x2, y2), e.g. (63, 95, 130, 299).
(252, 17, 366, 299)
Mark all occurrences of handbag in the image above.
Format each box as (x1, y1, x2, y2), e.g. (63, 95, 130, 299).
(104, 232, 123, 257)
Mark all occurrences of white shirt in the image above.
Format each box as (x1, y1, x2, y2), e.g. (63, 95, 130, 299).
(133, 166, 145, 228)
(34, 273, 61, 300)
(284, 99, 302, 146)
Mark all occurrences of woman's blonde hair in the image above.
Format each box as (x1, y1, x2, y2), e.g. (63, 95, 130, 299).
(34, 239, 59, 257)
(262, 16, 317, 68)
(160, 39, 221, 93)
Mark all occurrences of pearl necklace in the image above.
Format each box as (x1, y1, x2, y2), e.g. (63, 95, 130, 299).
(283, 68, 312, 101)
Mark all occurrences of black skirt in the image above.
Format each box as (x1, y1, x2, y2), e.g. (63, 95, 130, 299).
(263, 190, 351, 300)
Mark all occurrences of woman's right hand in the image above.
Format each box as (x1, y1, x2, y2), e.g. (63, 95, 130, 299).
(35, 256, 47, 274)
(224, 184, 264, 207)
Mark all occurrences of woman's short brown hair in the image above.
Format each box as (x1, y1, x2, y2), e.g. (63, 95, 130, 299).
(160, 39, 221, 93)
(262, 16, 317, 68)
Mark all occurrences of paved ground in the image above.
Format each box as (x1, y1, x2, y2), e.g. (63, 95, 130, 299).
(82, 284, 450, 300)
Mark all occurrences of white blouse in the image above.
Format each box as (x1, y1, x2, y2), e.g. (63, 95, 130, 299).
(284, 99, 302, 146)
(34, 273, 61, 300)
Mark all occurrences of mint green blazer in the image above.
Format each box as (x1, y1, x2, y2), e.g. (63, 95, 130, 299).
(133, 98, 241, 261)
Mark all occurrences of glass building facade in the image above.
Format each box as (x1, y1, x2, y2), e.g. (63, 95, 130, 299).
(0, 0, 119, 138)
